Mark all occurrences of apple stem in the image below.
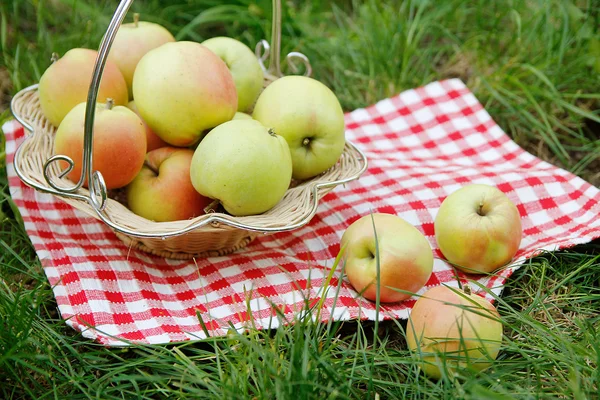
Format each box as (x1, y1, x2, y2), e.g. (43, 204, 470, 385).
(463, 285, 472, 296)
(134, 13, 140, 27)
(204, 199, 220, 214)
(50, 52, 59, 63)
(477, 201, 485, 216)
(302, 138, 311, 147)
(143, 159, 159, 175)
(105, 98, 114, 110)
(267, 128, 277, 137)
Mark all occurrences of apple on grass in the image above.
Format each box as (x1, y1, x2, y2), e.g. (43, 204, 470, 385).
(126, 147, 212, 222)
(190, 119, 292, 217)
(54, 99, 146, 189)
(339, 213, 434, 303)
(407, 285, 503, 380)
(252, 76, 346, 180)
(127, 101, 168, 152)
(39, 48, 128, 127)
(108, 13, 175, 98)
(435, 184, 522, 274)
(133, 41, 238, 147)
(202, 37, 264, 113)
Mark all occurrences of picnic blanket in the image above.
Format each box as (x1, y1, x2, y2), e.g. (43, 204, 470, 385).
(3, 78, 600, 346)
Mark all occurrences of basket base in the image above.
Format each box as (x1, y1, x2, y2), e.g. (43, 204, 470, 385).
(115, 232, 257, 260)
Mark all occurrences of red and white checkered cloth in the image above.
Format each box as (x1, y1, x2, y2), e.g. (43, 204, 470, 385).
(3, 79, 600, 346)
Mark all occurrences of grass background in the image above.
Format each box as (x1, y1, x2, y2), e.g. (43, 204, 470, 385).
(1, 0, 599, 398)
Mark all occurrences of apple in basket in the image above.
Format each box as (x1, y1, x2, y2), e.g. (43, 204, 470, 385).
(190, 119, 292, 217)
(406, 285, 503, 379)
(127, 101, 168, 152)
(233, 112, 253, 120)
(39, 48, 128, 127)
(54, 99, 146, 189)
(126, 147, 213, 222)
(133, 41, 237, 147)
(107, 13, 175, 98)
(435, 184, 522, 274)
(202, 36, 265, 113)
(339, 213, 434, 303)
(252, 76, 346, 180)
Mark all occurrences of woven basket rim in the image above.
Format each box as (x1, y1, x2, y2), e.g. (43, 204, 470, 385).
(10, 85, 368, 239)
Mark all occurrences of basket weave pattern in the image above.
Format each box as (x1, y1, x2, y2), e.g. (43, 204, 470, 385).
(11, 87, 366, 258)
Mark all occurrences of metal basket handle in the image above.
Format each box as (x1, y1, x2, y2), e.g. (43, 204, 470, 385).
(43, 0, 313, 212)
(10, 0, 370, 241)
(43, 0, 134, 209)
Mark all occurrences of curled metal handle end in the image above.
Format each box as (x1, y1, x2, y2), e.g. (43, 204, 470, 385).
(255, 42, 313, 78)
(90, 171, 108, 211)
(286, 52, 312, 77)
(255, 39, 271, 74)
(43, 154, 81, 193)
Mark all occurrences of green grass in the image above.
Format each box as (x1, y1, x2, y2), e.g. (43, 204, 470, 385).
(1, 0, 599, 398)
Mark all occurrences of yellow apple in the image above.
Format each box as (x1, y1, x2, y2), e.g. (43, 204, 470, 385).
(107, 14, 175, 98)
(407, 285, 503, 379)
(435, 184, 522, 274)
(339, 213, 434, 303)
(54, 100, 146, 189)
(126, 147, 213, 222)
(133, 41, 238, 147)
(126, 101, 168, 152)
(39, 48, 128, 127)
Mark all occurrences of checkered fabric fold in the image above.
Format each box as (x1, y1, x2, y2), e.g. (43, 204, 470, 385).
(3, 79, 599, 346)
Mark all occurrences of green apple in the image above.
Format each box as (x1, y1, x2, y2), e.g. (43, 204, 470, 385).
(190, 119, 292, 216)
(133, 41, 238, 147)
(126, 147, 213, 222)
(252, 76, 345, 180)
(39, 48, 128, 127)
(339, 213, 433, 303)
(233, 112, 253, 120)
(201, 37, 264, 113)
(435, 184, 522, 274)
(108, 14, 175, 98)
(407, 285, 503, 379)
(54, 100, 146, 189)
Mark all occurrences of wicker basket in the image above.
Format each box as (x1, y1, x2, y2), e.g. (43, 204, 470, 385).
(9, 1, 368, 259)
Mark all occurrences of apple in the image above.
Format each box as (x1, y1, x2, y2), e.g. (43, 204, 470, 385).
(190, 119, 292, 216)
(126, 147, 212, 222)
(202, 36, 264, 113)
(126, 101, 168, 152)
(252, 76, 345, 180)
(107, 13, 175, 98)
(39, 48, 128, 127)
(54, 99, 146, 189)
(435, 184, 522, 274)
(339, 213, 434, 303)
(233, 112, 253, 120)
(406, 285, 503, 379)
(133, 41, 238, 147)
